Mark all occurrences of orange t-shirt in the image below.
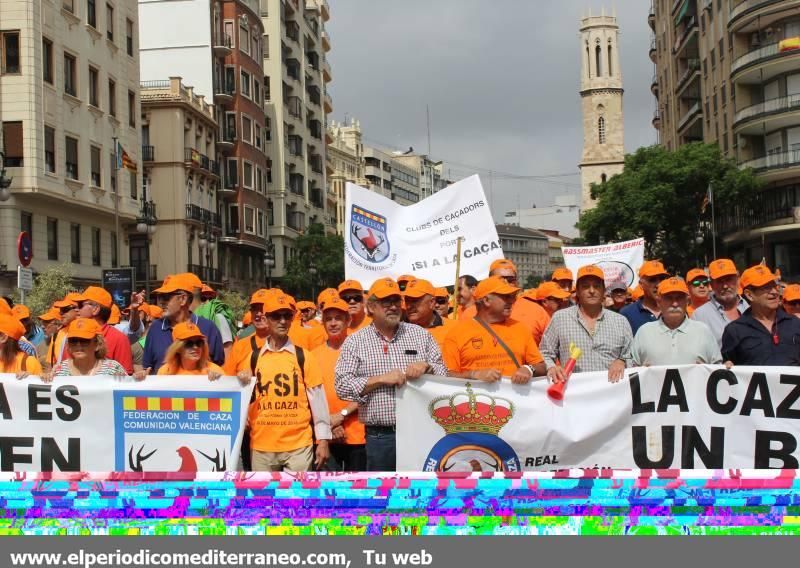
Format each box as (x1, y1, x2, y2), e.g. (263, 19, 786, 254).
(443, 317, 544, 376)
(312, 342, 365, 445)
(156, 362, 225, 375)
(0, 351, 43, 375)
(289, 321, 327, 351)
(427, 318, 455, 351)
(249, 346, 323, 452)
(510, 297, 550, 346)
(458, 304, 477, 321)
(347, 315, 372, 335)
(223, 334, 267, 375)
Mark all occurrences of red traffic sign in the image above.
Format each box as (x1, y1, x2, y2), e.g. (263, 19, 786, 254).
(17, 231, 33, 267)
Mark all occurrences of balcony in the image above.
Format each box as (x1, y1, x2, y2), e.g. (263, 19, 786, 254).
(649, 37, 657, 62)
(323, 56, 331, 83)
(286, 59, 301, 82)
(213, 79, 235, 104)
(652, 110, 661, 129)
(286, 20, 300, 43)
(310, 186, 323, 209)
(217, 127, 236, 150)
(132, 264, 158, 284)
(739, 148, 800, 182)
(184, 147, 217, 176)
(650, 74, 659, 96)
(287, 95, 302, 119)
(675, 58, 701, 95)
(729, 0, 800, 32)
(309, 155, 323, 174)
(187, 264, 222, 285)
(734, 94, 800, 134)
(677, 101, 702, 131)
(308, 119, 322, 139)
(718, 184, 800, 236)
(648, 3, 655, 30)
(185, 204, 222, 228)
(731, 40, 800, 85)
(321, 29, 331, 51)
(323, 91, 332, 113)
(212, 33, 233, 57)
(142, 145, 155, 162)
(673, 15, 698, 57)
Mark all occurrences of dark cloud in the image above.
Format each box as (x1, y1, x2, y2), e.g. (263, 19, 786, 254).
(327, 0, 655, 220)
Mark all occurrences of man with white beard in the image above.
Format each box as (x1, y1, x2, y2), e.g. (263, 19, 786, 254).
(631, 277, 721, 366)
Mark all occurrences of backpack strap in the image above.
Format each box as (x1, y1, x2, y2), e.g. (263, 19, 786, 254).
(249, 336, 259, 375)
(473, 316, 521, 369)
(295, 346, 305, 382)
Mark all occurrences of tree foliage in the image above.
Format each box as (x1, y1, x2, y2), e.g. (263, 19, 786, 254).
(216, 289, 249, 324)
(577, 143, 761, 274)
(282, 223, 345, 299)
(13, 263, 75, 317)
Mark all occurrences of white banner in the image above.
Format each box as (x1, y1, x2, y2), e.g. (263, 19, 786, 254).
(0, 375, 253, 472)
(397, 366, 800, 471)
(344, 175, 503, 288)
(562, 238, 645, 288)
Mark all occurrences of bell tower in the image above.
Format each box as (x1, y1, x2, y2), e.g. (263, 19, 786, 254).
(579, 9, 625, 212)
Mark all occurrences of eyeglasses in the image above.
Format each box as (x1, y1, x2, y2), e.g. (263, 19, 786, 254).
(435, 298, 448, 305)
(785, 300, 800, 308)
(160, 292, 186, 302)
(691, 279, 711, 287)
(184, 339, 205, 349)
(498, 275, 518, 284)
(268, 312, 294, 322)
(377, 296, 402, 308)
(67, 337, 91, 346)
(60, 306, 77, 315)
(341, 294, 364, 304)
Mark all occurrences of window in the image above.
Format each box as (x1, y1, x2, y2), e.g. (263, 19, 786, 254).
(251, 31, 258, 59)
(263, 35, 269, 59)
(256, 166, 263, 193)
(125, 19, 133, 56)
(265, 75, 271, 101)
(243, 161, 253, 188)
(21, 212, 32, 241)
(240, 24, 250, 55)
(1, 31, 20, 74)
(43, 38, 53, 83)
(89, 66, 99, 107)
(244, 205, 255, 234)
(257, 209, 265, 237)
(128, 90, 135, 126)
(226, 158, 238, 187)
(721, 82, 726, 105)
(241, 115, 253, 144)
(47, 218, 59, 260)
(70, 224, 81, 263)
(254, 123, 262, 149)
(595, 45, 602, 77)
(1, 122, 23, 167)
(240, 70, 251, 98)
(111, 232, 117, 267)
(64, 52, 77, 96)
(109, 152, 117, 192)
(65, 136, 79, 179)
(91, 228, 101, 266)
(265, 117, 271, 141)
(63, 0, 75, 13)
(90, 146, 101, 187)
(224, 112, 237, 140)
(253, 81, 261, 106)
(108, 78, 116, 116)
(88, 0, 97, 28)
(607, 44, 613, 77)
(43, 125, 56, 173)
(224, 21, 234, 47)
(129, 170, 137, 199)
(598, 117, 606, 144)
(106, 4, 114, 41)
(228, 204, 240, 233)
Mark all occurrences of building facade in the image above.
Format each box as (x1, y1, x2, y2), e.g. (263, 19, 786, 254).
(0, 0, 141, 293)
(579, 11, 626, 212)
(503, 194, 581, 239)
(392, 152, 448, 199)
(495, 224, 550, 285)
(650, 0, 800, 277)
(327, 118, 365, 235)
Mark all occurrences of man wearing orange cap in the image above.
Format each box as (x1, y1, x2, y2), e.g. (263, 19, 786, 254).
(686, 268, 711, 316)
(783, 284, 800, 318)
(139, 273, 225, 377)
(444, 276, 545, 383)
(552, 268, 574, 292)
(396, 275, 414, 292)
(225, 289, 272, 379)
(72, 286, 133, 374)
(313, 299, 366, 471)
(631, 277, 720, 366)
(433, 287, 451, 319)
(456, 275, 478, 320)
(49, 292, 81, 367)
(338, 280, 372, 334)
(692, 259, 749, 346)
(606, 281, 628, 312)
(290, 301, 327, 351)
(721, 265, 800, 365)
(12, 305, 45, 346)
(540, 265, 633, 382)
(404, 279, 453, 350)
(335, 277, 447, 471)
(489, 258, 550, 345)
(536, 282, 572, 316)
(317, 288, 340, 311)
(620, 260, 670, 335)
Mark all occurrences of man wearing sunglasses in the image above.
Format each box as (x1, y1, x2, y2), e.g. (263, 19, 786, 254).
(335, 277, 448, 471)
(686, 268, 711, 316)
(433, 287, 451, 319)
(692, 259, 749, 346)
(404, 279, 453, 350)
(621, 260, 670, 335)
(489, 258, 550, 345)
(783, 284, 800, 318)
(338, 280, 372, 334)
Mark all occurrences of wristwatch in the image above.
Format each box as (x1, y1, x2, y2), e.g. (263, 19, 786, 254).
(523, 364, 535, 377)
(340, 408, 350, 418)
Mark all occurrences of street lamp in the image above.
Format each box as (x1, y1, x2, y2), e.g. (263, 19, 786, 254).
(309, 263, 318, 302)
(136, 196, 158, 299)
(0, 151, 13, 202)
(263, 239, 275, 288)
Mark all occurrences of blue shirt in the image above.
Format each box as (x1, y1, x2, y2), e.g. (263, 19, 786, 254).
(721, 308, 800, 366)
(28, 327, 45, 346)
(142, 314, 225, 371)
(620, 299, 659, 336)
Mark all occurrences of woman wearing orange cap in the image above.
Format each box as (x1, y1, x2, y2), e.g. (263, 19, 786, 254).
(50, 318, 128, 377)
(0, 314, 43, 377)
(157, 322, 224, 380)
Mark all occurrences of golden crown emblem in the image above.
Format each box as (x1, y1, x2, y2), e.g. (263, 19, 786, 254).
(428, 383, 514, 435)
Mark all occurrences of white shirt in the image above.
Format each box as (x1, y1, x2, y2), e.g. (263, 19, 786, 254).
(632, 317, 721, 366)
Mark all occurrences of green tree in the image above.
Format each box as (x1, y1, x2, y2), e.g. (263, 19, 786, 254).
(216, 289, 249, 324)
(577, 143, 761, 274)
(13, 263, 75, 317)
(283, 223, 344, 299)
(524, 274, 544, 290)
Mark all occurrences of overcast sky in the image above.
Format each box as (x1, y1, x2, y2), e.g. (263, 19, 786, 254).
(327, 0, 655, 221)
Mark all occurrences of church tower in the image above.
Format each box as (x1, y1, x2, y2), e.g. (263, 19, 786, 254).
(579, 9, 625, 212)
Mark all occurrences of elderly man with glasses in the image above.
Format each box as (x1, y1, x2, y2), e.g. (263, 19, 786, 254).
(692, 259, 749, 346)
(335, 277, 447, 471)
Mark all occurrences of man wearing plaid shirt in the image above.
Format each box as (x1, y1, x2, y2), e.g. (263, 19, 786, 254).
(540, 264, 633, 384)
(335, 277, 448, 471)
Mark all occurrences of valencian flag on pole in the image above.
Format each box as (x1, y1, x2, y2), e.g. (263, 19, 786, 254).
(116, 141, 137, 173)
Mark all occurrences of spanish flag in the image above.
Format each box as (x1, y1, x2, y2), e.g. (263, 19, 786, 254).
(116, 141, 137, 173)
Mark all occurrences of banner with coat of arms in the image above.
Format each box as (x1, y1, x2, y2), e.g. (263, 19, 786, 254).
(344, 175, 503, 289)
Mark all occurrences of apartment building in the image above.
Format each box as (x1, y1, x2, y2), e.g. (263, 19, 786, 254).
(0, 0, 141, 294)
(495, 224, 551, 285)
(650, 0, 800, 276)
(392, 151, 449, 199)
(261, 0, 332, 282)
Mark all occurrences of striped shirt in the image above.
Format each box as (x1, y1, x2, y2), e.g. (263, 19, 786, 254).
(539, 305, 633, 373)
(334, 322, 447, 427)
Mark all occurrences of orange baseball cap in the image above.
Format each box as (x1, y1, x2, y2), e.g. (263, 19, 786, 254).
(66, 318, 103, 340)
(39, 307, 61, 322)
(53, 292, 81, 309)
(317, 288, 339, 306)
(403, 278, 436, 298)
(639, 260, 669, 278)
(297, 301, 317, 311)
(172, 321, 205, 342)
(154, 273, 203, 294)
(709, 259, 738, 280)
(249, 288, 275, 306)
(242, 312, 252, 326)
(263, 293, 296, 314)
(686, 268, 708, 283)
(397, 274, 415, 284)
(368, 278, 402, 299)
(108, 304, 121, 325)
(322, 298, 350, 314)
(473, 276, 520, 300)
(0, 299, 12, 316)
(576, 264, 605, 283)
(552, 268, 574, 282)
(201, 284, 217, 298)
(0, 315, 26, 341)
(631, 285, 644, 300)
(147, 305, 164, 319)
(490, 258, 517, 274)
(657, 277, 690, 296)
(537, 281, 571, 301)
(740, 265, 778, 289)
(74, 286, 114, 309)
(783, 284, 800, 302)
(11, 305, 30, 320)
(338, 280, 364, 294)
(433, 287, 449, 299)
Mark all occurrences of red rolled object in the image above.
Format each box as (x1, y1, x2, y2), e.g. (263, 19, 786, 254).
(547, 357, 578, 401)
